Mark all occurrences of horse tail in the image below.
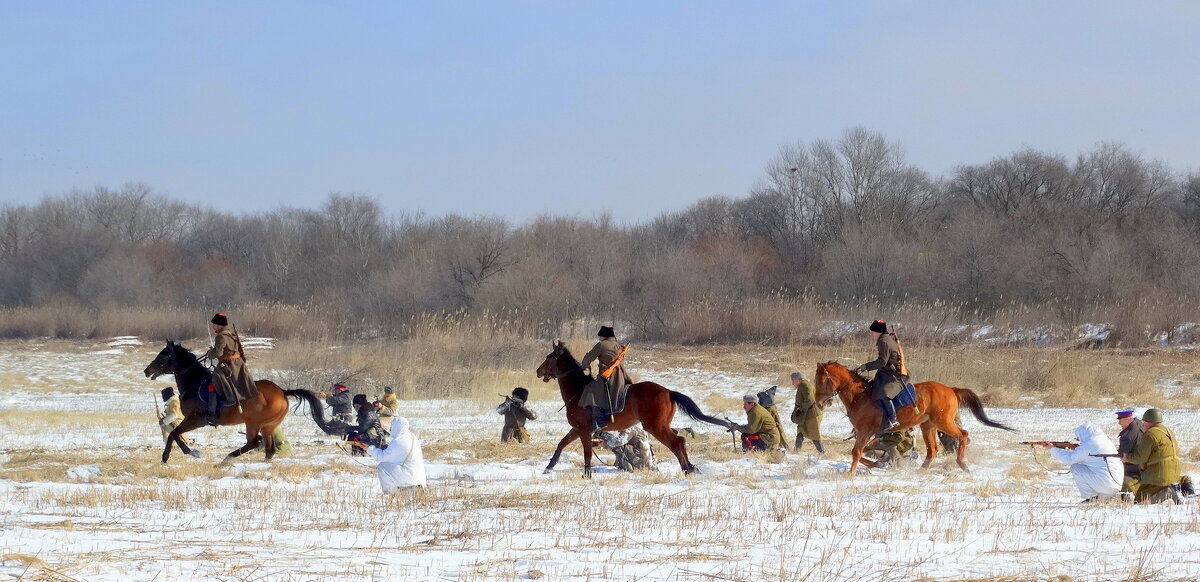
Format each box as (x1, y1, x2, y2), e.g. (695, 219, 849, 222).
(284, 389, 342, 435)
(953, 387, 1016, 431)
(669, 391, 731, 428)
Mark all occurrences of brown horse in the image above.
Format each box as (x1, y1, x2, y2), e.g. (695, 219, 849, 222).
(536, 341, 729, 477)
(814, 361, 1015, 476)
(144, 341, 342, 463)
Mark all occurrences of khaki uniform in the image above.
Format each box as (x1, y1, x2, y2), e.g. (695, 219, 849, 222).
(205, 328, 257, 403)
(736, 403, 780, 450)
(580, 337, 629, 410)
(763, 404, 787, 450)
(158, 396, 193, 448)
(790, 378, 823, 444)
(1127, 424, 1182, 503)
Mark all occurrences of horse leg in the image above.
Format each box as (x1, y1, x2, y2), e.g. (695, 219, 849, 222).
(919, 422, 941, 469)
(224, 422, 262, 463)
(644, 423, 694, 474)
(581, 432, 594, 479)
(934, 420, 970, 471)
(261, 426, 277, 460)
(544, 428, 579, 475)
(163, 416, 204, 463)
(849, 433, 871, 477)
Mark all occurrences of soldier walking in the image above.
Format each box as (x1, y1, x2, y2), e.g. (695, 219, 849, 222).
(789, 371, 824, 453)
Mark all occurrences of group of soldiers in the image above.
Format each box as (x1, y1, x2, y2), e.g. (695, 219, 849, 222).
(1043, 408, 1186, 504)
(173, 314, 1190, 505)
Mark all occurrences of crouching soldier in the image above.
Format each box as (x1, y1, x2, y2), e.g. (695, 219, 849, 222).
(346, 394, 384, 454)
(1125, 408, 1183, 504)
(601, 427, 655, 471)
(498, 387, 538, 443)
(757, 386, 788, 450)
(734, 393, 781, 452)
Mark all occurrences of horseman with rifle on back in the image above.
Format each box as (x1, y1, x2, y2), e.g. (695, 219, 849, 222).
(580, 325, 631, 438)
(853, 319, 908, 436)
(202, 313, 258, 426)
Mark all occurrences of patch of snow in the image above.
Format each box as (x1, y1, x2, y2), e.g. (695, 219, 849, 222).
(66, 464, 100, 481)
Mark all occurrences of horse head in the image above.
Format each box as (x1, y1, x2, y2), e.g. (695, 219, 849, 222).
(144, 340, 178, 380)
(536, 340, 575, 382)
(814, 361, 865, 408)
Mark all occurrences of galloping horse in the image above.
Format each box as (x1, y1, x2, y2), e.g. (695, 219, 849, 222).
(144, 341, 342, 463)
(536, 341, 729, 477)
(814, 361, 1015, 476)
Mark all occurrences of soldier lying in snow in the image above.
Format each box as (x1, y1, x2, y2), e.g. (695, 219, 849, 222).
(600, 428, 655, 471)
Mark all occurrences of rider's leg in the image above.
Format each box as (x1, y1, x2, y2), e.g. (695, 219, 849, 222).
(876, 398, 898, 433)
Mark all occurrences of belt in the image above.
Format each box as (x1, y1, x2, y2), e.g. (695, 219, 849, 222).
(219, 353, 241, 362)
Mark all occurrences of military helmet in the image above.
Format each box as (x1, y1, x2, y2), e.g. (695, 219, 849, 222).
(1142, 408, 1164, 423)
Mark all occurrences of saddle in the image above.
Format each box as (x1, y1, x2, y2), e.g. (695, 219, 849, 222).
(197, 381, 237, 409)
(584, 378, 633, 414)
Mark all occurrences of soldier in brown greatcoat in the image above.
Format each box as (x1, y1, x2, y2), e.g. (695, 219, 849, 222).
(203, 313, 258, 425)
(580, 326, 630, 435)
(790, 371, 824, 453)
(854, 319, 907, 435)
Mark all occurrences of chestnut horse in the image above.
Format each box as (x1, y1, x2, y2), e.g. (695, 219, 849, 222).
(536, 341, 729, 477)
(144, 341, 342, 463)
(814, 361, 1015, 476)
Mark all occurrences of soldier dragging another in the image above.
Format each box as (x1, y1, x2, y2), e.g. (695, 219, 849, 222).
(497, 387, 538, 443)
(854, 319, 908, 435)
(580, 325, 631, 437)
(202, 313, 258, 426)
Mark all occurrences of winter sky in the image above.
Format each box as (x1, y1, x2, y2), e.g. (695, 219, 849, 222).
(2, 2, 1197, 221)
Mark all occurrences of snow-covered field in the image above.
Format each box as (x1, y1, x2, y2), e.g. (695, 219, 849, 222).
(2, 339, 1198, 581)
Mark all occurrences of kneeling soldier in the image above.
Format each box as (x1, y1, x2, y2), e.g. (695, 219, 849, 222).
(734, 393, 781, 452)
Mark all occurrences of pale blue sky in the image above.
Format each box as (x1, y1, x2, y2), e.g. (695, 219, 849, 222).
(2, 2, 1197, 220)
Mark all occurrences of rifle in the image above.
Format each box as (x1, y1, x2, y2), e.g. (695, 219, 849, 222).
(1020, 441, 1078, 449)
(232, 323, 247, 362)
(154, 392, 163, 422)
(722, 416, 741, 452)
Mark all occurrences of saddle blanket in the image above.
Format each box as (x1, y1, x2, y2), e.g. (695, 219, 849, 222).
(891, 383, 918, 409)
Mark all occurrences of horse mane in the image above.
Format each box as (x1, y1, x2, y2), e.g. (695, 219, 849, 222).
(818, 361, 870, 397)
(555, 345, 589, 395)
(172, 342, 200, 366)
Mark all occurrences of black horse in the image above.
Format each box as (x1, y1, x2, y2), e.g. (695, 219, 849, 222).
(144, 341, 341, 463)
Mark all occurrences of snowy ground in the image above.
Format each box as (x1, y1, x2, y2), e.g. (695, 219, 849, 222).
(1, 339, 1198, 581)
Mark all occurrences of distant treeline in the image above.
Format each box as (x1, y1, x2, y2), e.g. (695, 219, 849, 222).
(3, 127, 1198, 344)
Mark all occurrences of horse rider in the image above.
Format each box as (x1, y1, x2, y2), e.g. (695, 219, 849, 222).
(580, 325, 630, 436)
(854, 319, 907, 435)
(203, 313, 258, 426)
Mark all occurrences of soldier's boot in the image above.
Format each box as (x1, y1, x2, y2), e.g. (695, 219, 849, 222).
(813, 440, 825, 454)
(875, 399, 899, 434)
(205, 398, 220, 426)
(588, 406, 610, 438)
(795, 436, 805, 451)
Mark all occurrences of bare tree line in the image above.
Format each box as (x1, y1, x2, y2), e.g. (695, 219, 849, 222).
(2, 127, 1198, 342)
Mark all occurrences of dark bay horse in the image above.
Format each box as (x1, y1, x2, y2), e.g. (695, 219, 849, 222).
(144, 341, 342, 463)
(536, 341, 729, 477)
(814, 361, 1015, 476)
